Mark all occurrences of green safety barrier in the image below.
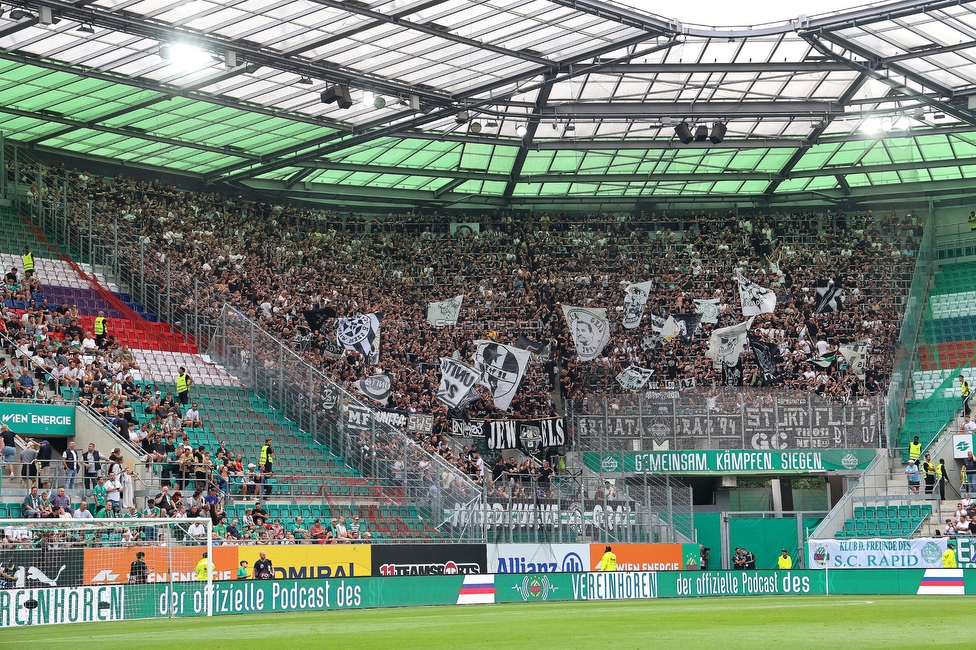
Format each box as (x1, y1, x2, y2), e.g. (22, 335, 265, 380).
(584, 448, 877, 475)
(0, 403, 75, 436)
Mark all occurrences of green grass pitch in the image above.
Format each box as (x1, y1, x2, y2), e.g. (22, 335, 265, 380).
(0, 596, 964, 649)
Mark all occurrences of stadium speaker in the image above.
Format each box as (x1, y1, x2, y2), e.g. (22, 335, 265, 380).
(675, 122, 694, 144)
(710, 122, 727, 144)
(322, 85, 353, 109)
(695, 125, 708, 142)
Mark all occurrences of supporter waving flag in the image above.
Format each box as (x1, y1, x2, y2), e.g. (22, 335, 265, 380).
(473, 341, 531, 412)
(736, 269, 777, 316)
(427, 295, 464, 328)
(621, 281, 652, 329)
(840, 341, 868, 379)
(561, 305, 611, 361)
(815, 278, 845, 313)
(355, 374, 394, 406)
(749, 339, 781, 383)
(335, 313, 381, 361)
(436, 358, 481, 410)
(694, 298, 721, 324)
(705, 318, 753, 370)
(616, 365, 654, 391)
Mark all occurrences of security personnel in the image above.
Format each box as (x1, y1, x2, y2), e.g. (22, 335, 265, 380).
(598, 545, 617, 572)
(923, 453, 937, 495)
(259, 438, 274, 473)
(938, 458, 948, 500)
(970, 211, 976, 232)
(943, 543, 957, 568)
(962, 376, 972, 417)
(908, 436, 922, 465)
(176, 366, 193, 406)
(93, 310, 108, 348)
(22, 246, 34, 278)
(194, 552, 214, 581)
(777, 549, 793, 570)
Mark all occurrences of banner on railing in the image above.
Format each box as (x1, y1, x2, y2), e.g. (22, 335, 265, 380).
(449, 417, 566, 451)
(807, 538, 949, 569)
(344, 404, 433, 434)
(585, 448, 878, 475)
(0, 403, 75, 436)
(443, 499, 636, 529)
(572, 391, 881, 451)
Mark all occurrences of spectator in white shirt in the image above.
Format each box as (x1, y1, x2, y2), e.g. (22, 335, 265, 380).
(187, 520, 207, 539)
(104, 471, 122, 506)
(183, 405, 203, 428)
(72, 501, 94, 519)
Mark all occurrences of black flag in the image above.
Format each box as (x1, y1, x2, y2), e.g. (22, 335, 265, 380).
(814, 278, 844, 314)
(749, 338, 781, 383)
(304, 306, 337, 332)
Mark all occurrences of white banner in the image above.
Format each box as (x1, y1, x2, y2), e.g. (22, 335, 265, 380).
(840, 340, 868, 380)
(622, 281, 653, 329)
(488, 543, 590, 573)
(736, 270, 777, 316)
(427, 295, 463, 328)
(807, 537, 948, 569)
(562, 305, 611, 361)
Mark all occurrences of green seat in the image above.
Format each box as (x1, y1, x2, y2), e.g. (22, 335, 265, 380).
(897, 505, 910, 518)
(876, 520, 889, 531)
(854, 507, 865, 519)
(921, 504, 933, 516)
(844, 520, 855, 532)
(909, 505, 921, 518)
(886, 505, 898, 518)
(864, 506, 876, 518)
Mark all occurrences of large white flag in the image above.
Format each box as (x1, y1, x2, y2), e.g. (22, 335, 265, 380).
(622, 281, 653, 329)
(661, 316, 681, 342)
(473, 341, 532, 411)
(705, 318, 754, 370)
(840, 340, 869, 380)
(436, 357, 480, 409)
(736, 270, 777, 317)
(694, 298, 721, 324)
(355, 374, 394, 406)
(427, 295, 463, 328)
(335, 313, 381, 360)
(616, 365, 654, 391)
(561, 305, 611, 361)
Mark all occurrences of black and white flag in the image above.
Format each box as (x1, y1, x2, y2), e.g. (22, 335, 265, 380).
(622, 281, 653, 329)
(427, 295, 463, 328)
(722, 360, 744, 386)
(641, 335, 660, 352)
(514, 335, 551, 361)
(737, 270, 777, 316)
(675, 314, 702, 343)
(355, 374, 394, 406)
(705, 318, 753, 370)
(303, 306, 337, 332)
(561, 305, 610, 361)
(815, 279, 844, 314)
(436, 357, 481, 410)
(336, 313, 382, 361)
(749, 338, 781, 383)
(473, 340, 532, 411)
(320, 336, 344, 359)
(840, 340, 868, 379)
(809, 354, 836, 369)
(616, 365, 654, 391)
(694, 298, 721, 324)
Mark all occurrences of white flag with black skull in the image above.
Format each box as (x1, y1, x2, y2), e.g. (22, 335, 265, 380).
(427, 295, 464, 328)
(355, 374, 394, 406)
(436, 357, 481, 410)
(736, 270, 777, 316)
(473, 340, 532, 412)
(616, 365, 655, 391)
(622, 281, 653, 329)
(694, 298, 721, 324)
(840, 340, 869, 380)
(561, 305, 611, 361)
(705, 317, 754, 370)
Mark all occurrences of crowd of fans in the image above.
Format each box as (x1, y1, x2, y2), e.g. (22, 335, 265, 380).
(6, 163, 914, 418)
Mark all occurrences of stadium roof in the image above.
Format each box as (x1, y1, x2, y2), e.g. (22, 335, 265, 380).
(3, 0, 976, 210)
